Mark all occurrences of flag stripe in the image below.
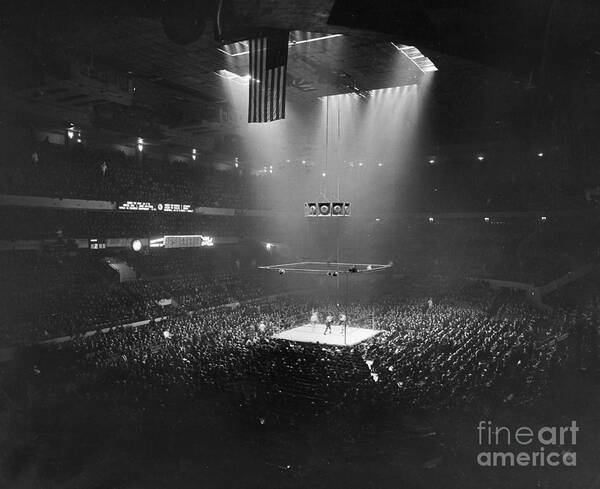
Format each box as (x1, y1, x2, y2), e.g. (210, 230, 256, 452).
(248, 38, 254, 123)
(269, 68, 275, 121)
(257, 37, 262, 121)
(254, 38, 259, 123)
(281, 66, 286, 119)
(275, 66, 281, 119)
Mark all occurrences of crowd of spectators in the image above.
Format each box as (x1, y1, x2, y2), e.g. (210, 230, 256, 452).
(2, 133, 590, 217)
(0, 250, 280, 346)
(32, 280, 598, 425)
(0, 138, 251, 208)
(379, 218, 600, 285)
(0, 207, 270, 240)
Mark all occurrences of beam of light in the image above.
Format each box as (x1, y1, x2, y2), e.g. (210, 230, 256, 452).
(391, 42, 438, 73)
(218, 33, 343, 57)
(216, 44, 435, 262)
(215, 69, 254, 85)
(217, 40, 249, 57)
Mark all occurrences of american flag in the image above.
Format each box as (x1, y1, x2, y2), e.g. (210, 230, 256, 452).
(248, 30, 289, 123)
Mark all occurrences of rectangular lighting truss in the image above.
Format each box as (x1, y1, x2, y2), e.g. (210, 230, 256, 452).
(391, 42, 438, 73)
(258, 261, 392, 275)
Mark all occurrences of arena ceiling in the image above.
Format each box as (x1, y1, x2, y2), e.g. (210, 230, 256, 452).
(0, 0, 599, 160)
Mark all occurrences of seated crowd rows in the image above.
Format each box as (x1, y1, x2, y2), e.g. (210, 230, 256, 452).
(0, 134, 592, 214)
(0, 139, 249, 208)
(383, 218, 600, 286)
(0, 250, 278, 346)
(0, 207, 271, 240)
(33, 280, 599, 425)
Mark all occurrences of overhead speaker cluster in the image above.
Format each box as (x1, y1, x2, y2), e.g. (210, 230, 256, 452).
(304, 202, 351, 217)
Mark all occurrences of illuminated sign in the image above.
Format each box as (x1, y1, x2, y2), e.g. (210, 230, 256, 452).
(88, 238, 107, 250)
(149, 237, 165, 248)
(163, 235, 214, 249)
(117, 201, 193, 213)
(201, 236, 214, 247)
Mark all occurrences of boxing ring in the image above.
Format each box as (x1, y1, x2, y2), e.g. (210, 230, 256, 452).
(272, 323, 381, 347)
(260, 261, 391, 346)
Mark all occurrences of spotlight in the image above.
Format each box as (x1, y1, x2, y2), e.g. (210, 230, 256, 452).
(375, 218, 380, 222)
(322, 172, 327, 177)
(137, 137, 144, 152)
(477, 154, 484, 161)
(428, 158, 435, 165)
(67, 128, 74, 139)
(378, 163, 383, 167)
(537, 152, 544, 158)
(279, 269, 286, 275)
(541, 216, 547, 221)
(366, 265, 373, 271)
(428, 217, 434, 222)
(265, 242, 272, 251)
(131, 239, 143, 252)
(484, 217, 490, 222)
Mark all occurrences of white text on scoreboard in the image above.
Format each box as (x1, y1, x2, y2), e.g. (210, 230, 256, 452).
(117, 201, 193, 213)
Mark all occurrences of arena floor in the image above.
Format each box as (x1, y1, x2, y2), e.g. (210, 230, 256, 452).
(272, 323, 382, 346)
